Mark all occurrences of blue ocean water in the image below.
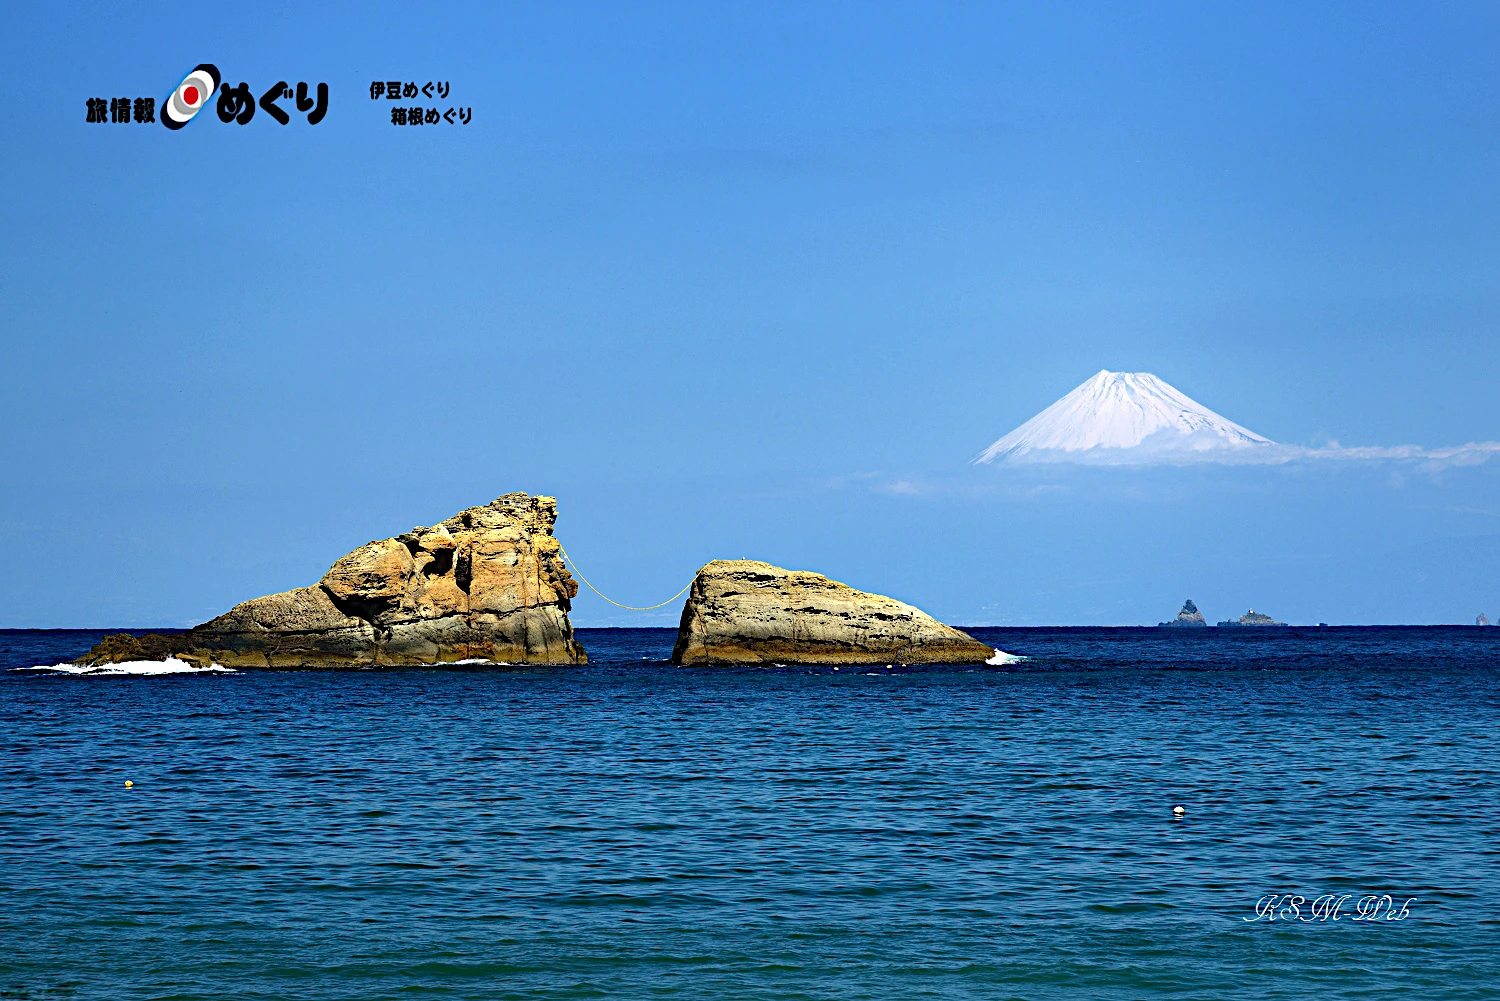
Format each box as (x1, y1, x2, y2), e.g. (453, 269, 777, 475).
(2, 626, 1498, 1000)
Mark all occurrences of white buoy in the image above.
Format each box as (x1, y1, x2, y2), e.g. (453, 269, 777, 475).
(1172, 805, 1185, 817)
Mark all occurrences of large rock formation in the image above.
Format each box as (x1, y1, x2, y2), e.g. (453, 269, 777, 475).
(671, 560, 994, 666)
(80, 493, 586, 668)
(1159, 599, 1208, 627)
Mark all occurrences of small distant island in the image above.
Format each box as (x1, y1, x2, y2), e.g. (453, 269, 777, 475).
(1159, 599, 1207, 627)
(1157, 601, 1292, 627)
(1218, 609, 1288, 627)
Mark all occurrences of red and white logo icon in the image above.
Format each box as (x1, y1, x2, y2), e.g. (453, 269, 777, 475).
(162, 64, 220, 130)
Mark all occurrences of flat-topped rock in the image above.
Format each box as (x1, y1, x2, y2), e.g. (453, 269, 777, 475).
(671, 560, 994, 666)
(80, 493, 586, 668)
(1218, 608, 1288, 627)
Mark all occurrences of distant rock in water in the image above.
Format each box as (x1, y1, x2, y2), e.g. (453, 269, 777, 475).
(1217, 608, 1288, 627)
(1159, 599, 1208, 627)
(79, 493, 586, 669)
(1480, 613, 1492, 626)
(670, 560, 994, 666)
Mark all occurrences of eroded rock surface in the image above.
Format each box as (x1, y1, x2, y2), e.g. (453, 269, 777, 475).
(80, 493, 585, 668)
(1159, 599, 1208, 627)
(671, 560, 994, 666)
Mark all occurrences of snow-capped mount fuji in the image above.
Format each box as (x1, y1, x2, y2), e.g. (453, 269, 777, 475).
(975, 370, 1273, 464)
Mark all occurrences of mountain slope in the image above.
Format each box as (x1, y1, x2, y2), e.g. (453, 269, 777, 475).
(976, 370, 1273, 463)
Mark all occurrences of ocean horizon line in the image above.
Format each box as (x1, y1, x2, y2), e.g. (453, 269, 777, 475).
(2, 623, 1494, 633)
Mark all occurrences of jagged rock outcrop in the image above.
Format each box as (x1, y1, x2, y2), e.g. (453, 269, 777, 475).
(1218, 608, 1288, 627)
(1159, 599, 1207, 627)
(671, 560, 994, 666)
(80, 493, 586, 668)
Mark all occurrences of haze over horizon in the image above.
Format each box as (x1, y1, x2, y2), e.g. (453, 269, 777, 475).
(2, 2, 1498, 629)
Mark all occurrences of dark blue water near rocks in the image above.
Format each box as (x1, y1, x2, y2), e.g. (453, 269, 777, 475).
(3, 627, 1498, 1000)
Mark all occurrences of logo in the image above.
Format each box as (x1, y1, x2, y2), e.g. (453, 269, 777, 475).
(162, 64, 221, 130)
(86, 67, 338, 129)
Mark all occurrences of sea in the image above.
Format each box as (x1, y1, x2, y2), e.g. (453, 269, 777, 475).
(2, 626, 1497, 1000)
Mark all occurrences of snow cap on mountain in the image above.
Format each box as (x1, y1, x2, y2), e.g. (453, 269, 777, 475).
(976, 370, 1272, 464)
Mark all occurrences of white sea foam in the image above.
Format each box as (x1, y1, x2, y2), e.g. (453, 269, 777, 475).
(985, 650, 1027, 666)
(22, 658, 235, 676)
(435, 659, 513, 666)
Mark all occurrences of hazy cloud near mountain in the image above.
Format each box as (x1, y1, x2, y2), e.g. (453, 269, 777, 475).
(986, 439, 1500, 469)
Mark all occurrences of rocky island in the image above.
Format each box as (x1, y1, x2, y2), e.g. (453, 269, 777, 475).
(1159, 599, 1208, 627)
(671, 560, 994, 666)
(1218, 608, 1288, 627)
(79, 493, 586, 668)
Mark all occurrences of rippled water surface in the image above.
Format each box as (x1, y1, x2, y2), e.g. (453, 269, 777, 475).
(3, 627, 1499, 1000)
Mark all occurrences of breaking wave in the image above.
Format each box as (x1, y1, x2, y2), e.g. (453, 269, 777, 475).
(433, 659, 515, 667)
(21, 658, 236, 676)
(985, 649, 1028, 666)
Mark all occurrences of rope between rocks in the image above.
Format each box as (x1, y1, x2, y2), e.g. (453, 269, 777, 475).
(555, 542, 693, 611)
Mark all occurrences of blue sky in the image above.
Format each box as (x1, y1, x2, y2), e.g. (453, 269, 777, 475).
(2, 2, 1498, 627)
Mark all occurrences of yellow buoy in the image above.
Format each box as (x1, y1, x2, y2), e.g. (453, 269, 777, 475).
(124, 780, 133, 788)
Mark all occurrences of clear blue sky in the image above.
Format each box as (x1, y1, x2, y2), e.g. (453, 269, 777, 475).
(3, 1, 1498, 627)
